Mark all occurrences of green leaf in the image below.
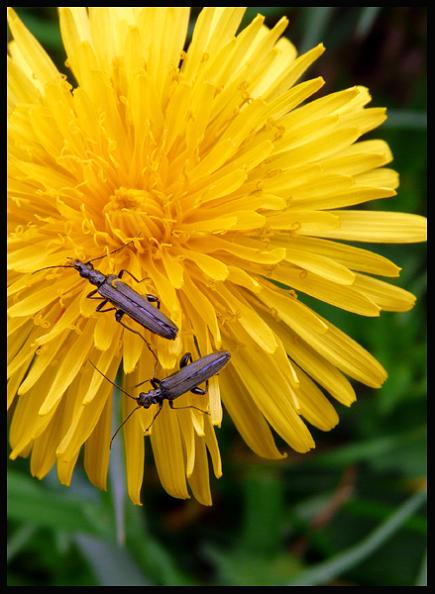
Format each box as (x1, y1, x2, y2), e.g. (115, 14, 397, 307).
(304, 427, 426, 470)
(239, 469, 285, 554)
(7, 524, 38, 563)
(7, 470, 113, 539)
(124, 504, 192, 585)
(203, 546, 302, 586)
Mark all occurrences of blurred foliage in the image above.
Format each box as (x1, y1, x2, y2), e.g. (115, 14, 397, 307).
(8, 6, 426, 587)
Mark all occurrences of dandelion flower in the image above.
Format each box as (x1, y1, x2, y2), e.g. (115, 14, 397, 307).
(7, 7, 427, 505)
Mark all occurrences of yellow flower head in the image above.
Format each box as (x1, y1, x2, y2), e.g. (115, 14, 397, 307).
(7, 7, 426, 505)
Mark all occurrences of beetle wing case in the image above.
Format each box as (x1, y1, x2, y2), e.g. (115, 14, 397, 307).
(99, 278, 178, 339)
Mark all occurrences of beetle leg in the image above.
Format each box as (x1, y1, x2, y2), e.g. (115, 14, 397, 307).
(193, 334, 202, 358)
(179, 352, 193, 368)
(191, 386, 207, 395)
(95, 300, 117, 313)
(169, 401, 210, 415)
(117, 271, 161, 308)
(191, 379, 209, 395)
(117, 269, 142, 283)
(129, 376, 160, 390)
(114, 316, 158, 363)
(87, 288, 104, 300)
(114, 310, 124, 322)
(190, 379, 209, 396)
(144, 403, 163, 433)
(146, 294, 161, 309)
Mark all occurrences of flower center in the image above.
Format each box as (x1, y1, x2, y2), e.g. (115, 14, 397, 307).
(103, 187, 174, 244)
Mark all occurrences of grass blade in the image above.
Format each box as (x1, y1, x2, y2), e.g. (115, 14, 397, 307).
(415, 549, 427, 586)
(385, 110, 427, 129)
(74, 534, 150, 586)
(287, 490, 426, 585)
(299, 7, 336, 53)
(355, 7, 381, 39)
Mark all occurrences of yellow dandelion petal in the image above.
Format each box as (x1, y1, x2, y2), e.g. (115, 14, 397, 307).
(275, 320, 357, 407)
(266, 210, 340, 232)
(38, 320, 96, 415)
(353, 274, 417, 312)
(284, 247, 356, 285)
(34, 298, 82, 346)
(161, 248, 184, 289)
(282, 236, 401, 278)
(322, 139, 393, 172)
(57, 452, 80, 487)
(84, 397, 113, 491)
(265, 262, 381, 317)
(318, 211, 427, 243)
(190, 169, 248, 204)
(220, 367, 285, 459)
(8, 54, 38, 106)
(122, 328, 148, 375)
(257, 284, 329, 337)
(218, 284, 278, 354)
(9, 383, 49, 459)
(292, 364, 340, 431)
(187, 433, 212, 506)
(182, 251, 229, 282)
(83, 347, 121, 405)
(182, 8, 246, 82)
(93, 310, 120, 351)
(227, 266, 262, 294)
(197, 236, 286, 265)
(7, 7, 60, 84)
(58, 370, 116, 464)
(8, 277, 77, 318)
(7, 330, 35, 380)
(309, 315, 388, 388)
(204, 418, 223, 478)
(181, 274, 222, 347)
(32, 373, 92, 481)
(150, 406, 190, 500)
(17, 338, 67, 397)
(266, 77, 325, 120)
(30, 415, 62, 479)
(232, 348, 315, 453)
(123, 398, 146, 506)
(7, 355, 31, 410)
(178, 408, 196, 477)
(8, 7, 425, 505)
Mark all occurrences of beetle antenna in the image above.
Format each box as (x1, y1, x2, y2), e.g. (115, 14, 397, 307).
(110, 406, 142, 449)
(32, 264, 74, 274)
(88, 360, 137, 401)
(86, 240, 134, 265)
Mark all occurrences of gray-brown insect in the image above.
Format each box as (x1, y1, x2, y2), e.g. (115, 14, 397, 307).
(33, 243, 178, 352)
(89, 350, 231, 446)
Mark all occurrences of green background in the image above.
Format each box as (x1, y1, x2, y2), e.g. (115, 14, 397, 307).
(7, 7, 426, 587)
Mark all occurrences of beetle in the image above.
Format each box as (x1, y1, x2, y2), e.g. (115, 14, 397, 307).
(88, 350, 231, 446)
(33, 243, 178, 355)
